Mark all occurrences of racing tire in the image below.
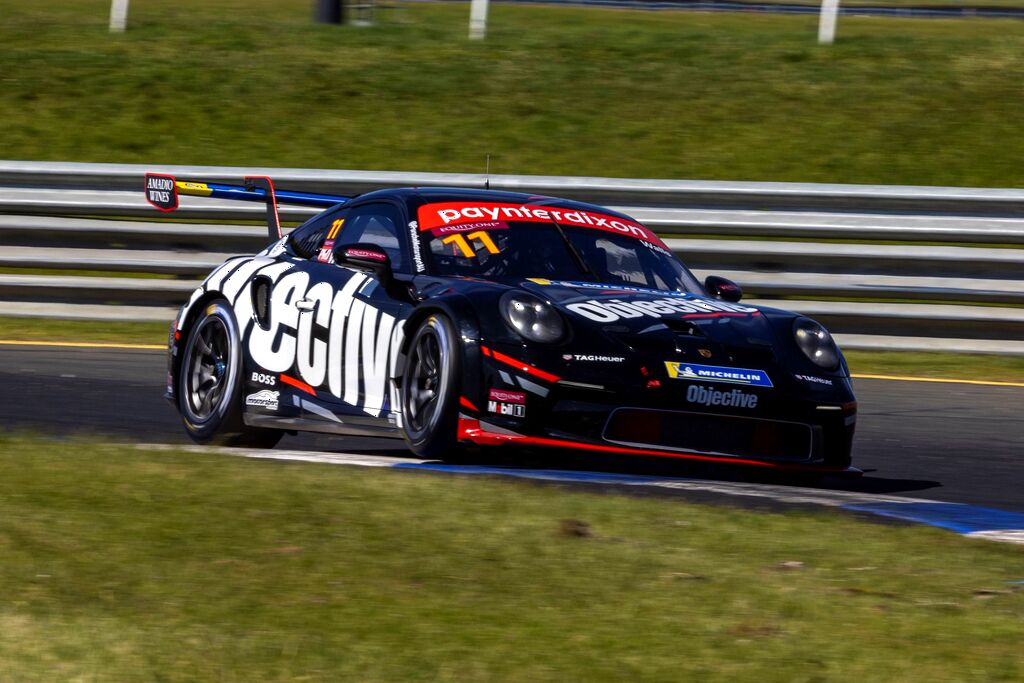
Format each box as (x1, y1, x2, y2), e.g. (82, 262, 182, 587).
(400, 314, 462, 459)
(178, 300, 282, 448)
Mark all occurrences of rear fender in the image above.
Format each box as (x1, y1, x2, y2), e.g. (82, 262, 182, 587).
(168, 256, 293, 404)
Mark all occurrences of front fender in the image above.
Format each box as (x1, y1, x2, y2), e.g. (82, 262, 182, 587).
(398, 293, 487, 414)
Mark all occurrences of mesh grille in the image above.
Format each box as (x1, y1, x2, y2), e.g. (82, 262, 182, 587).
(603, 408, 813, 461)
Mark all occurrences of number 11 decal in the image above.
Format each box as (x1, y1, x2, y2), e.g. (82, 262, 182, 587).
(441, 231, 500, 258)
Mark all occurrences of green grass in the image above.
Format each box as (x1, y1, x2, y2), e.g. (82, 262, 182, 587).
(2, 1, 1023, 186)
(772, 295, 1024, 308)
(844, 349, 1024, 381)
(0, 316, 168, 345)
(0, 437, 1022, 681)
(0, 267, 176, 279)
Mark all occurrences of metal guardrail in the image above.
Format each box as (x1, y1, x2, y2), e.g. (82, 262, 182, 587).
(5, 160, 1024, 214)
(1, 160, 1022, 354)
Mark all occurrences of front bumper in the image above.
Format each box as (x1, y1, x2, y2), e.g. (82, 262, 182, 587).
(463, 343, 857, 473)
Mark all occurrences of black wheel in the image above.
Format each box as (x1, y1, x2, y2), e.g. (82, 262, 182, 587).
(400, 314, 461, 458)
(178, 300, 282, 448)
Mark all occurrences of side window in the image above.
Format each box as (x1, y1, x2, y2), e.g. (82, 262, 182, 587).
(288, 206, 346, 259)
(335, 202, 406, 271)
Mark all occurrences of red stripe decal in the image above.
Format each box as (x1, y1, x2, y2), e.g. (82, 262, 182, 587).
(481, 346, 561, 383)
(456, 418, 853, 474)
(280, 373, 316, 395)
(459, 396, 480, 412)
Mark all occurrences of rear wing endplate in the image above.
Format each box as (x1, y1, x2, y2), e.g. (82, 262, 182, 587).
(144, 172, 350, 241)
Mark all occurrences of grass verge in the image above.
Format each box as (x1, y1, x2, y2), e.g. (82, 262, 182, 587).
(0, 316, 168, 346)
(3, 1, 1023, 186)
(0, 267, 175, 280)
(843, 349, 1024, 382)
(0, 436, 1021, 681)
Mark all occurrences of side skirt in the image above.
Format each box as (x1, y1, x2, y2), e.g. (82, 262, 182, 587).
(244, 413, 402, 439)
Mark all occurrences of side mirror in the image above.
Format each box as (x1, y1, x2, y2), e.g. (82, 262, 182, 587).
(704, 275, 742, 303)
(336, 243, 393, 285)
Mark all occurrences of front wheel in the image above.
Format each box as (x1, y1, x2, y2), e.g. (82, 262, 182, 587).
(178, 300, 282, 448)
(400, 314, 461, 458)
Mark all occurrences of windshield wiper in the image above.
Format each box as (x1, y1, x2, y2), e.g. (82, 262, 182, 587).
(544, 212, 595, 281)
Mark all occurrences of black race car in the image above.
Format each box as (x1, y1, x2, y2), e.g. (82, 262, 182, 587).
(153, 175, 857, 473)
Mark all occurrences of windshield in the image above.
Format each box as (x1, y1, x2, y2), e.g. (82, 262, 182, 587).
(418, 204, 702, 293)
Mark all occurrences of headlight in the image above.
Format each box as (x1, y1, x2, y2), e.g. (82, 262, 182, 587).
(793, 317, 839, 370)
(501, 292, 565, 344)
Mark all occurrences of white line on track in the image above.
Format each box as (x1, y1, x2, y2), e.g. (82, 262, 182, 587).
(141, 443, 429, 468)
(966, 530, 1024, 543)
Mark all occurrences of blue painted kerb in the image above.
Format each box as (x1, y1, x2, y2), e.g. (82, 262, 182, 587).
(842, 502, 1024, 534)
(393, 462, 665, 485)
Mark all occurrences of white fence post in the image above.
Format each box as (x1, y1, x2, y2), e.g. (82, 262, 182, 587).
(469, 0, 489, 40)
(818, 0, 839, 44)
(109, 0, 129, 32)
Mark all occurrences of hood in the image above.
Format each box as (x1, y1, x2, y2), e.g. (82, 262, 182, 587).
(421, 275, 843, 376)
(517, 278, 789, 365)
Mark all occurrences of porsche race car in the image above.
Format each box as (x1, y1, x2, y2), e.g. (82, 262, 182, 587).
(152, 174, 857, 473)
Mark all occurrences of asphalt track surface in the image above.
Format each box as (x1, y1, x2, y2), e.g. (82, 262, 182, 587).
(2, 345, 1022, 512)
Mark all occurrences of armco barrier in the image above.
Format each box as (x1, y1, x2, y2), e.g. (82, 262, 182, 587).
(1, 160, 1022, 354)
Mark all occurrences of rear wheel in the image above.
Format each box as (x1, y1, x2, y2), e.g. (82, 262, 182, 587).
(400, 314, 461, 458)
(179, 300, 281, 448)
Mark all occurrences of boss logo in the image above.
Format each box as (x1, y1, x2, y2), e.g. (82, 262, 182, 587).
(251, 372, 277, 386)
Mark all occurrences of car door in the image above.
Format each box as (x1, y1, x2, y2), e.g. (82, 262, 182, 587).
(289, 200, 415, 431)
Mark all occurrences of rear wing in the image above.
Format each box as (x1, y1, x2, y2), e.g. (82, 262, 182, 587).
(144, 172, 350, 241)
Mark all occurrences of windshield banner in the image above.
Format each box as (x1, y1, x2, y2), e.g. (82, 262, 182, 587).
(418, 202, 667, 247)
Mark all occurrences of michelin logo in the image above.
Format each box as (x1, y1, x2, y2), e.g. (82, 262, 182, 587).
(686, 385, 758, 409)
(665, 362, 773, 388)
(246, 390, 279, 410)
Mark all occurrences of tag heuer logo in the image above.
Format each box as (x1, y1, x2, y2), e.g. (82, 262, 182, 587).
(562, 354, 625, 363)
